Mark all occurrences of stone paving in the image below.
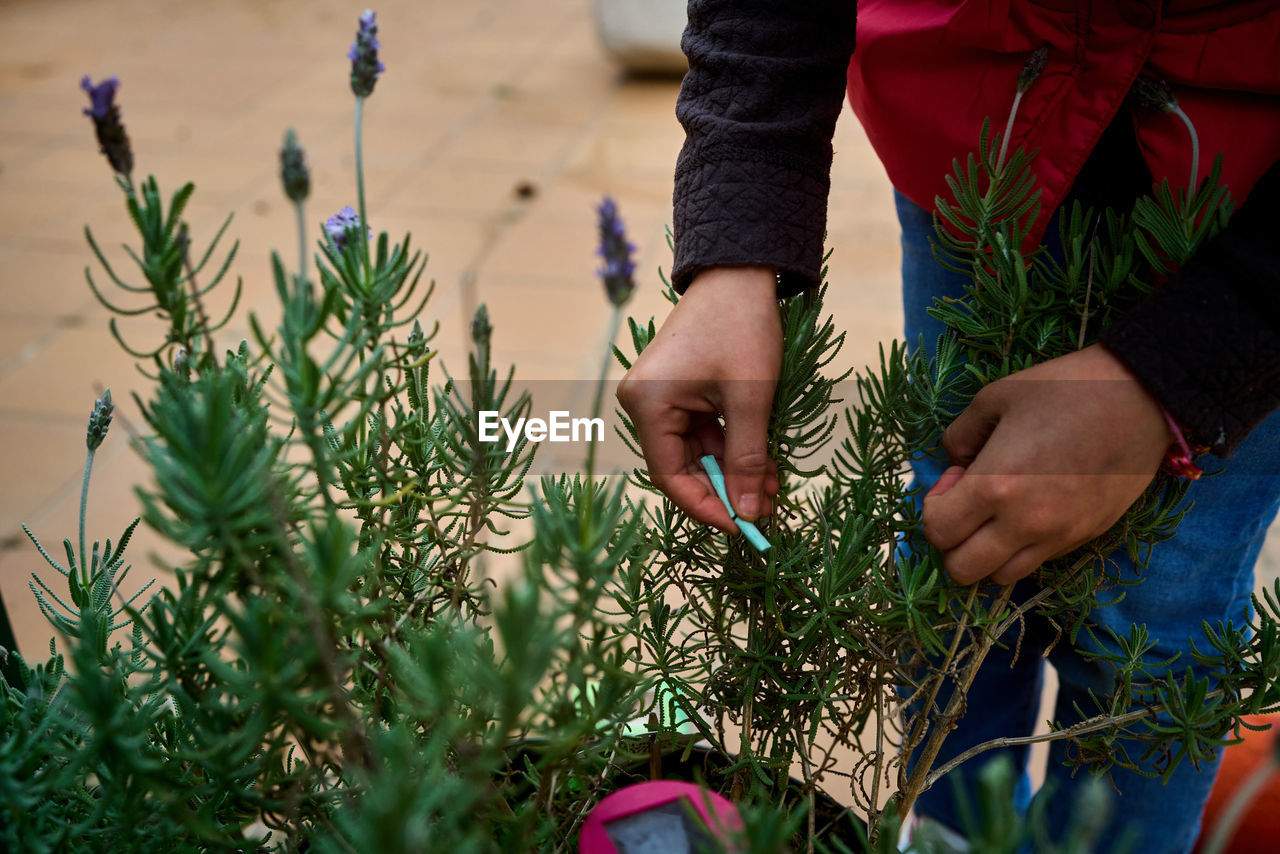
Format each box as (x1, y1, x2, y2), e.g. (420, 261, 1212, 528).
(1, 0, 1276, 663)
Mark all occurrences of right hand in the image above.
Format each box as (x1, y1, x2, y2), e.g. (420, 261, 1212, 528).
(615, 266, 782, 531)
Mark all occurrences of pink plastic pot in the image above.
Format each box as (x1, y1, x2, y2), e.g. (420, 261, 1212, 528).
(579, 779, 742, 853)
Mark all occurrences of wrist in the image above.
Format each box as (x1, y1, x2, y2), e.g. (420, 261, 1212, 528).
(1095, 343, 1203, 478)
(1155, 404, 1208, 479)
(685, 266, 779, 303)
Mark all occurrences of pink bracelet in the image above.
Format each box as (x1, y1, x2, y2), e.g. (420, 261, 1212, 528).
(1158, 405, 1206, 480)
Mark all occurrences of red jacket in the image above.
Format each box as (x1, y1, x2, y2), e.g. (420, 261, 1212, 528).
(848, 0, 1280, 252)
(671, 1, 1280, 452)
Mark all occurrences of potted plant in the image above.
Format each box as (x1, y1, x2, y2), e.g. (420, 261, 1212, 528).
(3, 12, 1276, 854)
(591, 0, 688, 74)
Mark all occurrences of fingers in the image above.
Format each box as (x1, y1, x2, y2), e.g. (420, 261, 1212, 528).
(924, 346, 1175, 586)
(619, 380, 734, 530)
(925, 468, 1104, 585)
(614, 265, 781, 532)
(720, 380, 776, 522)
(941, 386, 1001, 466)
(922, 471, 999, 553)
(929, 388, 1025, 583)
(939, 522, 1052, 586)
(665, 470, 739, 532)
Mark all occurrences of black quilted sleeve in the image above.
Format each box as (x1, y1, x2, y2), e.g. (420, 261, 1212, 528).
(671, 0, 857, 297)
(1101, 158, 1280, 457)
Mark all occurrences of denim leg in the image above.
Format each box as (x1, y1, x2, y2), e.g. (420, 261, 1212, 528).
(1042, 414, 1280, 852)
(894, 188, 1280, 851)
(897, 189, 1044, 824)
(898, 190, 963, 493)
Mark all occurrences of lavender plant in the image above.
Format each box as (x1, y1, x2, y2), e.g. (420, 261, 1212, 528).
(2, 13, 652, 853)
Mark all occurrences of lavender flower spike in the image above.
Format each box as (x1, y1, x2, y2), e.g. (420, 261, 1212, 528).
(80, 75, 133, 177)
(1016, 46, 1048, 94)
(81, 76, 117, 119)
(1132, 76, 1178, 113)
(348, 9, 386, 98)
(280, 128, 310, 203)
(325, 206, 370, 253)
(471, 304, 492, 350)
(86, 389, 114, 451)
(596, 197, 636, 307)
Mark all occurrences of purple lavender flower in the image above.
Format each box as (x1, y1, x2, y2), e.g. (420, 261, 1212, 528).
(596, 197, 636, 307)
(81, 76, 118, 119)
(80, 75, 133, 177)
(348, 9, 385, 98)
(325, 206, 370, 252)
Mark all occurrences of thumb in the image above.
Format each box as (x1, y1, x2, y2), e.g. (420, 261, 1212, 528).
(721, 381, 774, 522)
(942, 386, 1002, 466)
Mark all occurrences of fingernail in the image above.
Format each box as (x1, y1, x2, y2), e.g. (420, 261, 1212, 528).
(927, 465, 966, 499)
(737, 493, 760, 521)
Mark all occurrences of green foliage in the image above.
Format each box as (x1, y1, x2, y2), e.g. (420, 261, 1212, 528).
(85, 176, 242, 360)
(6, 30, 1278, 854)
(4, 51, 645, 854)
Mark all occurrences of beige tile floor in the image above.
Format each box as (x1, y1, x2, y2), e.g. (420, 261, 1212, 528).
(1, 0, 1278, 683)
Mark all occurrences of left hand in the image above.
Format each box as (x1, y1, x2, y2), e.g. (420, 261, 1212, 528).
(922, 344, 1176, 585)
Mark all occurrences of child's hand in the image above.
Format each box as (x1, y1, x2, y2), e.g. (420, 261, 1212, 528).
(922, 344, 1176, 585)
(616, 266, 782, 531)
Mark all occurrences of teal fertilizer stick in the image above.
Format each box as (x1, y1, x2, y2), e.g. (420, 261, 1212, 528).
(699, 454, 771, 552)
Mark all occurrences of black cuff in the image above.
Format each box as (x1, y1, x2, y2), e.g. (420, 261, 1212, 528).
(671, 144, 830, 297)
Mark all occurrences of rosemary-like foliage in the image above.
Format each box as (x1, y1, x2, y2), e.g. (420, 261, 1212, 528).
(612, 116, 1279, 847)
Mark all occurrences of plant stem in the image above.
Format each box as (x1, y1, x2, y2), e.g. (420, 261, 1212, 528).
(901, 587, 979, 769)
(736, 604, 758, 802)
(922, 705, 1151, 791)
(354, 95, 370, 271)
(1171, 104, 1200, 205)
(868, 660, 886, 842)
(79, 447, 96, 583)
(1076, 242, 1095, 350)
(898, 584, 1014, 821)
(180, 226, 217, 360)
(996, 91, 1024, 175)
(585, 305, 623, 478)
(792, 720, 818, 854)
(261, 485, 376, 771)
(989, 552, 1092, 640)
(294, 198, 307, 283)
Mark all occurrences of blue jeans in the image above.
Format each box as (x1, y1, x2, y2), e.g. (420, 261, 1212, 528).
(896, 190, 1280, 853)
